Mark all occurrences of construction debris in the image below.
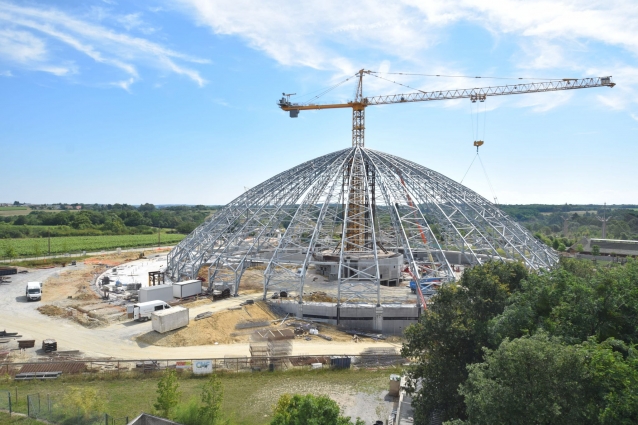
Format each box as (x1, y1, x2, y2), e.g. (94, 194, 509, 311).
(18, 340, 35, 349)
(194, 311, 213, 321)
(235, 320, 271, 330)
(42, 339, 58, 353)
(317, 333, 333, 341)
(344, 330, 386, 340)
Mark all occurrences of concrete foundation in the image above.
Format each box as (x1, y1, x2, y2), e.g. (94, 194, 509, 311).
(271, 300, 419, 335)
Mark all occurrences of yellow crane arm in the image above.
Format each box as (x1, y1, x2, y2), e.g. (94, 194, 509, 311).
(277, 76, 614, 115)
(277, 71, 614, 148)
(364, 76, 614, 106)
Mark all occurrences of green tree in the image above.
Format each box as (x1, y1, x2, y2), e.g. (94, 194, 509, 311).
(270, 394, 364, 425)
(581, 338, 638, 424)
(63, 387, 105, 419)
(553, 238, 560, 249)
(198, 373, 224, 425)
(402, 262, 529, 423)
(490, 258, 638, 345)
(458, 334, 590, 425)
(32, 241, 42, 258)
(154, 369, 181, 419)
(592, 244, 601, 257)
(3, 242, 16, 261)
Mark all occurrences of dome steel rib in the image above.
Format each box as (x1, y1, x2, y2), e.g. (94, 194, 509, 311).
(166, 147, 557, 305)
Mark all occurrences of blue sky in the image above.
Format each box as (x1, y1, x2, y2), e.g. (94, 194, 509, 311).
(1, 0, 637, 205)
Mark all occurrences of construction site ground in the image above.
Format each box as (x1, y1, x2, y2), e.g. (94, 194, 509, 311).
(0, 253, 402, 362)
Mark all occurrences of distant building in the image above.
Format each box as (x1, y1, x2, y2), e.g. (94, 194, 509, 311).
(570, 237, 638, 257)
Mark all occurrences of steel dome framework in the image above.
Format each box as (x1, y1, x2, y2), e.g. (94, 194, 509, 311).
(166, 147, 557, 305)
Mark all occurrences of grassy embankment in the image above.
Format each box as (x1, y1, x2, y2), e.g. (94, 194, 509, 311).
(0, 368, 395, 424)
(0, 233, 185, 258)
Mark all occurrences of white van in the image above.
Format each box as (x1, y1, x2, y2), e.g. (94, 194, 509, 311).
(132, 300, 171, 321)
(25, 282, 42, 301)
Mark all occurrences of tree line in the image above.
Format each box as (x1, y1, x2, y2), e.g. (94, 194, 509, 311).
(0, 204, 217, 238)
(402, 259, 638, 424)
(499, 204, 638, 244)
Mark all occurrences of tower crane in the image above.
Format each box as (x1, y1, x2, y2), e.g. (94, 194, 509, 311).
(278, 70, 614, 147)
(277, 71, 614, 307)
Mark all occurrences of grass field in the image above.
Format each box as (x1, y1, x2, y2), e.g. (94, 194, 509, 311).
(0, 234, 185, 257)
(0, 207, 80, 217)
(0, 368, 395, 424)
(0, 207, 29, 217)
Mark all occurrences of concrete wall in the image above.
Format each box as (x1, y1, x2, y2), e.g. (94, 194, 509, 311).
(270, 301, 419, 335)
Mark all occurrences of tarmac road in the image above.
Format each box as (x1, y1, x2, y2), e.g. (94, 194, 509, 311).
(0, 264, 400, 360)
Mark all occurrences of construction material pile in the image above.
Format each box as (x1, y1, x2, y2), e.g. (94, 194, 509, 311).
(42, 339, 57, 353)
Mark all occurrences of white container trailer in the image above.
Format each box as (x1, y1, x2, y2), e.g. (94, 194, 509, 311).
(152, 306, 189, 333)
(139, 285, 174, 303)
(173, 280, 202, 299)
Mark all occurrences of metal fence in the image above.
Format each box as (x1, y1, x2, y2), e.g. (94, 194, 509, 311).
(105, 414, 130, 425)
(24, 392, 109, 424)
(2, 353, 404, 378)
(0, 390, 11, 414)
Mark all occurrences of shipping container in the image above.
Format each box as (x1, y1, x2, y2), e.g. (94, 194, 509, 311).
(173, 280, 202, 299)
(330, 356, 351, 369)
(139, 285, 174, 303)
(152, 306, 189, 333)
(0, 266, 17, 276)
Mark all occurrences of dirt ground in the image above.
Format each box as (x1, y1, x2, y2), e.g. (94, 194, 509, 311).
(136, 301, 278, 345)
(36, 249, 174, 328)
(83, 248, 171, 267)
(134, 300, 368, 347)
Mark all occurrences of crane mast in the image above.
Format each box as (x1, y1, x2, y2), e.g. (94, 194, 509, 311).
(277, 71, 615, 258)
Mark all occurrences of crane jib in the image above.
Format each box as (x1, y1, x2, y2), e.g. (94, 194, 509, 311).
(278, 76, 614, 111)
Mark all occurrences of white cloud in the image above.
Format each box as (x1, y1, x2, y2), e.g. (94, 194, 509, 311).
(515, 91, 574, 112)
(111, 77, 134, 91)
(0, 1, 207, 86)
(0, 70, 12, 76)
(174, 0, 638, 111)
(0, 29, 47, 63)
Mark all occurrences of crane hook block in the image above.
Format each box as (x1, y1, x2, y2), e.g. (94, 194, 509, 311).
(473, 140, 484, 152)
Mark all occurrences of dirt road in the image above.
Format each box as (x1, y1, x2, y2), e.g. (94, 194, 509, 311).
(0, 264, 400, 360)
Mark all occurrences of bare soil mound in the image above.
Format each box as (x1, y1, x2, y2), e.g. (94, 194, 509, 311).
(136, 302, 279, 346)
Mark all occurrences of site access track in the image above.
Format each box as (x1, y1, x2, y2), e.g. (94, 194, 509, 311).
(1, 265, 400, 360)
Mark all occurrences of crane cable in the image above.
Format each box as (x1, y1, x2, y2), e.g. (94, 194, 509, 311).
(299, 73, 359, 105)
(370, 71, 567, 81)
(460, 96, 499, 205)
(297, 71, 569, 105)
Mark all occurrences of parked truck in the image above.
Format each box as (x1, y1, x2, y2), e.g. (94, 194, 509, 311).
(132, 300, 171, 321)
(25, 282, 42, 301)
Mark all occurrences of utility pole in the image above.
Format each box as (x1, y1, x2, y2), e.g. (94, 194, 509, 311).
(597, 203, 610, 239)
(562, 216, 570, 237)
